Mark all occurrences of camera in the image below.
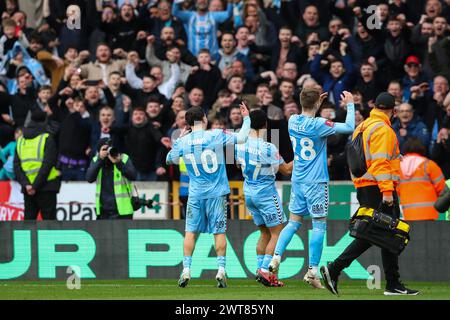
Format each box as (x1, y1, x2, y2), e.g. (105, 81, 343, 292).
(107, 146, 119, 158)
(131, 197, 154, 211)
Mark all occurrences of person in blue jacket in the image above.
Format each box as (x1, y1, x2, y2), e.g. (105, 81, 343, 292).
(310, 40, 356, 107)
(392, 102, 430, 154)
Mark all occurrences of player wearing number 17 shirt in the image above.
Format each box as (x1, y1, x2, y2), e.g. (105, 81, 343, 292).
(235, 109, 293, 288)
(269, 88, 355, 289)
(166, 103, 251, 289)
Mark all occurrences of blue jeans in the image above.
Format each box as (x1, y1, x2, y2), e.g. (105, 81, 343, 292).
(60, 164, 87, 181)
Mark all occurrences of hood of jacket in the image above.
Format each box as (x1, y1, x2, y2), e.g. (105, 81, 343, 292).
(400, 153, 426, 179)
(23, 120, 47, 139)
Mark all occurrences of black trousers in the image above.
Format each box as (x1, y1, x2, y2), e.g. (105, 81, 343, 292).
(97, 208, 133, 220)
(331, 185, 401, 286)
(24, 192, 57, 220)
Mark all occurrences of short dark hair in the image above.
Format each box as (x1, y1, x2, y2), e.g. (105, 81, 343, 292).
(29, 32, 43, 45)
(279, 25, 292, 33)
(99, 105, 113, 112)
(146, 96, 161, 105)
(280, 78, 295, 86)
(212, 116, 227, 126)
(133, 106, 147, 114)
(221, 31, 235, 40)
(236, 25, 249, 33)
(250, 109, 267, 130)
(65, 45, 78, 52)
(185, 106, 205, 126)
(73, 96, 84, 104)
(143, 74, 157, 82)
(320, 101, 335, 110)
(198, 48, 210, 55)
(38, 85, 52, 93)
(227, 74, 244, 84)
(403, 138, 427, 156)
(166, 45, 180, 52)
(387, 16, 401, 24)
(218, 89, 231, 97)
(257, 82, 270, 90)
(389, 80, 403, 89)
(300, 87, 321, 111)
(96, 42, 110, 50)
(330, 58, 343, 67)
(361, 61, 373, 68)
(109, 71, 121, 78)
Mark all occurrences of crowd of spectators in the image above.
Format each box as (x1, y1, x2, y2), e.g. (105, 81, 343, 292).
(1, 0, 450, 184)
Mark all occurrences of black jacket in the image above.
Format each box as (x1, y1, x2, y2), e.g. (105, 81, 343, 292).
(14, 121, 61, 193)
(434, 184, 450, 213)
(250, 42, 303, 74)
(59, 112, 92, 160)
(121, 85, 168, 109)
(409, 95, 446, 133)
(154, 40, 196, 66)
(86, 154, 137, 213)
(112, 121, 165, 174)
(10, 87, 37, 128)
(185, 65, 224, 108)
(100, 17, 139, 52)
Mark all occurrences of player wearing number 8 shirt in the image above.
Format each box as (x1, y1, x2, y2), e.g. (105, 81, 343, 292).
(269, 88, 355, 289)
(166, 103, 251, 289)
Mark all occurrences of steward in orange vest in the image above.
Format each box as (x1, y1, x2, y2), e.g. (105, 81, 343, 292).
(321, 92, 419, 296)
(398, 138, 445, 220)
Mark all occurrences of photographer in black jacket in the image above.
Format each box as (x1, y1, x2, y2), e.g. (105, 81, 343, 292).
(86, 138, 137, 220)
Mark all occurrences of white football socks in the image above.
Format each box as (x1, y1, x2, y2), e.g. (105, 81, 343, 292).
(309, 266, 318, 275)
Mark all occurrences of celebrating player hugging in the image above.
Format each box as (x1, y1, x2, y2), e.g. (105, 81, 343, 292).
(167, 87, 355, 289)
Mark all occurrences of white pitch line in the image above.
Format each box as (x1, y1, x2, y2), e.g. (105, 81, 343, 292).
(0, 283, 262, 288)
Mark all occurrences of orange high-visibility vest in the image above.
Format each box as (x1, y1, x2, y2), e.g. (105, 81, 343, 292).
(398, 154, 445, 221)
(351, 108, 401, 195)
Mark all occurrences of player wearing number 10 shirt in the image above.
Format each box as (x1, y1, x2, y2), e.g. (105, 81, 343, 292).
(166, 104, 251, 289)
(269, 88, 355, 289)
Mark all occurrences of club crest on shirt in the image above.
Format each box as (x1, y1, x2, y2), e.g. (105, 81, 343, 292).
(325, 120, 335, 127)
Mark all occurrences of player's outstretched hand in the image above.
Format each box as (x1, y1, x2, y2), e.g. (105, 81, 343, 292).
(239, 101, 250, 118)
(340, 91, 354, 105)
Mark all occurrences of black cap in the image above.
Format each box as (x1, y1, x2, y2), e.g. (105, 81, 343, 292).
(31, 109, 47, 123)
(375, 92, 395, 110)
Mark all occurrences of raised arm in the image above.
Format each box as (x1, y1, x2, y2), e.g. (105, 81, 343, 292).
(334, 91, 355, 134)
(125, 51, 143, 89)
(235, 102, 251, 144)
(172, 2, 194, 22)
(210, 3, 233, 23)
(145, 37, 163, 67)
(158, 63, 181, 99)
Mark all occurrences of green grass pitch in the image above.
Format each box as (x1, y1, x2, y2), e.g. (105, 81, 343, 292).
(0, 279, 449, 300)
